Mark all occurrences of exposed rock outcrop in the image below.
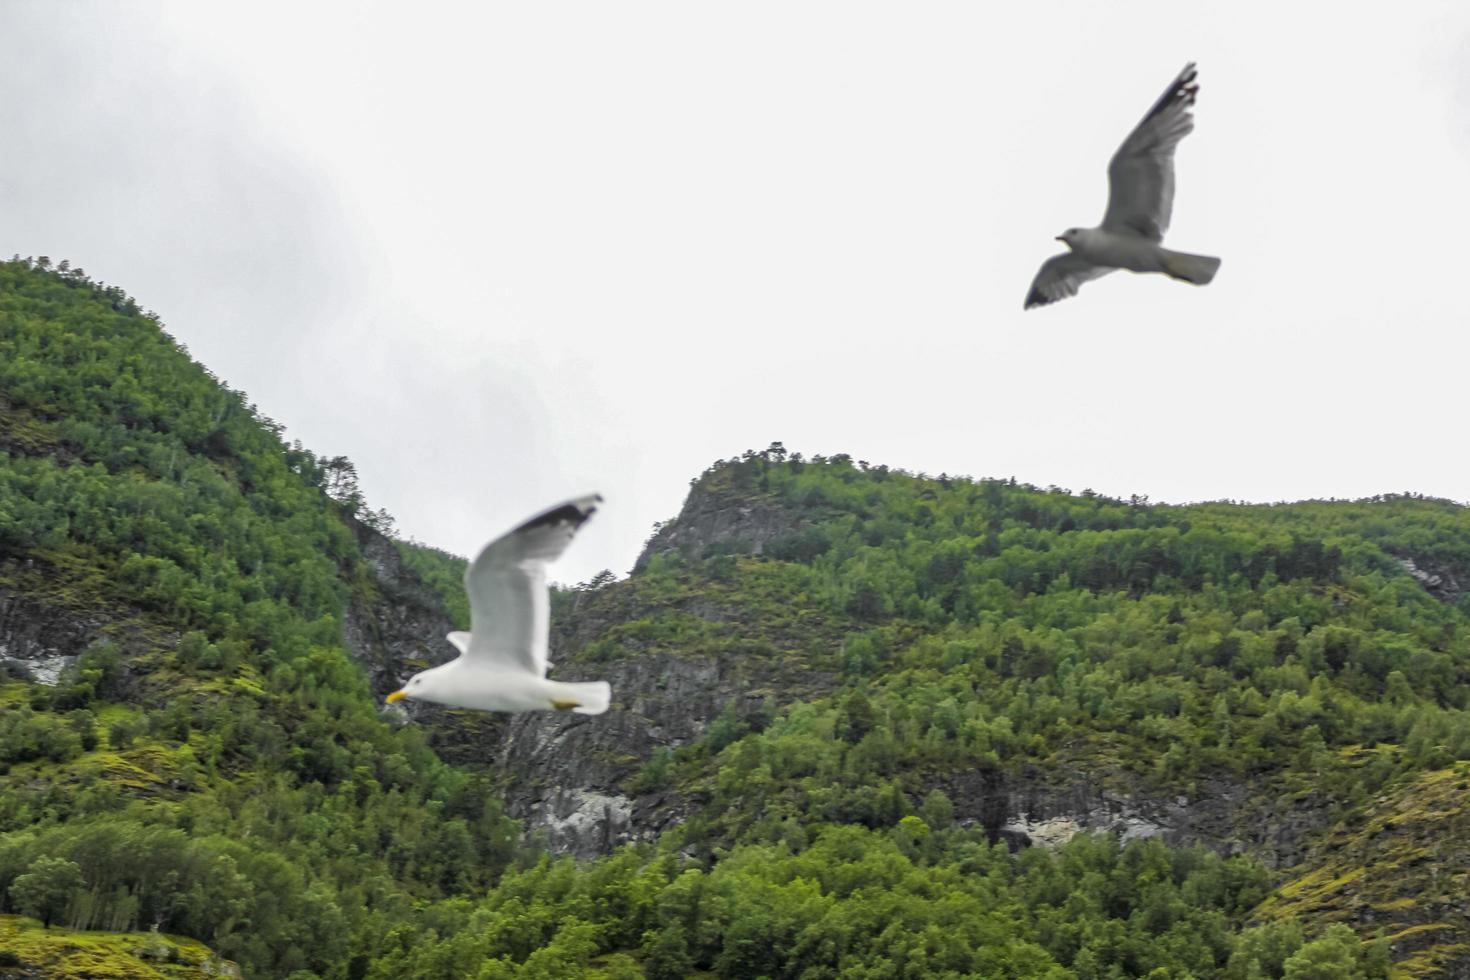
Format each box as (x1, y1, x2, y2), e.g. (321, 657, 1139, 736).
(0, 566, 162, 689)
(341, 521, 460, 700)
(343, 518, 836, 858)
(940, 765, 1333, 867)
(0, 584, 98, 682)
(1398, 556, 1466, 605)
(490, 639, 829, 857)
(634, 482, 811, 572)
(1263, 763, 1470, 976)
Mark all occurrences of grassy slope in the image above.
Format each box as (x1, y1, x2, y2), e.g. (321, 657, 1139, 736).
(0, 914, 229, 979)
(1261, 761, 1470, 977)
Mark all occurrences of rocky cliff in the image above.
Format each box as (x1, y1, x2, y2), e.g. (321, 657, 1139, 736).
(633, 479, 813, 572)
(937, 764, 1333, 870)
(1398, 556, 1466, 606)
(355, 475, 1347, 865)
(0, 580, 91, 686)
(343, 520, 460, 701)
(0, 556, 168, 694)
(347, 487, 843, 857)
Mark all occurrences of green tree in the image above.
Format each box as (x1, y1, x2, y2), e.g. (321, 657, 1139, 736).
(642, 925, 694, 980)
(1282, 924, 1373, 979)
(10, 856, 84, 927)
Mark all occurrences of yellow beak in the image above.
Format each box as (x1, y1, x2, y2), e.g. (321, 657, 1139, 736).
(385, 690, 407, 703)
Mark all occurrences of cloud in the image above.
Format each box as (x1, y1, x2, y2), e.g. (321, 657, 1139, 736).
(3, 2, 1467, 586)
(0, 2, 368, 401)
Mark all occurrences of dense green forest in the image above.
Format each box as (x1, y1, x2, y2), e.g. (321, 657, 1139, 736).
(1, 258, 1468, 977)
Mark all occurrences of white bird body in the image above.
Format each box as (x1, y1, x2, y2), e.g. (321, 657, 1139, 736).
(1025, 63, 1221, 309)
(385, 494, 612, 715)
(394, 658, 610, 714)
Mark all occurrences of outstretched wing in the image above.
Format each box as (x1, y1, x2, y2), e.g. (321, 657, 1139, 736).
(1024, 253, 1114, 309)
(462, 494, 601, 677)
(1101, 63, 1198, 242)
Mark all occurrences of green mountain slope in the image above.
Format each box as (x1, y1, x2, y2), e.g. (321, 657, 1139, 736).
(3, 258, 1470, 977)
(420, 450, 1467, 977)
(0, 259, 520, 976)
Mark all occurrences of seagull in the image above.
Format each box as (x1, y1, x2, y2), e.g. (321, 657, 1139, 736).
(1024, 62, 1220, 309)
(386, 494, 612, 714)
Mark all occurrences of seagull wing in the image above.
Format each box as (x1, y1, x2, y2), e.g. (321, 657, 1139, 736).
(1101, 63, 1198, 242)
(462, 493, 601, 677)
(1024, 253, 1115, 309)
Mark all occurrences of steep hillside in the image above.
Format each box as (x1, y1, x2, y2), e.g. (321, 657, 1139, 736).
(416, 450, 1470, 975)
(475, 453, 1470, 850)
(4, 258, 1470, 977)
(0, 259, 522, 977)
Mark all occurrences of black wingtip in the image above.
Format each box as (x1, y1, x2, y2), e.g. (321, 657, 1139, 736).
(1177, 62, 1200, 104)
(518, 495, 601, 535)
(1138, 62, 1200, 124)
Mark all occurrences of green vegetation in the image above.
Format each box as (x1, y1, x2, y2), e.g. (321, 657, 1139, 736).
(1259, 762, 1470, 976)
(609, 450, 1470, 812)
(0, 914, 229, 979)
(0, 259, 519, 976)
(3, 259, 1469, 976)
(369, 828, 1282, 979)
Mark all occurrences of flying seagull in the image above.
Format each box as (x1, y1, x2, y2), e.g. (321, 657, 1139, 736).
(386, 494, 612, 714)
(1024, 62, 1220, 310)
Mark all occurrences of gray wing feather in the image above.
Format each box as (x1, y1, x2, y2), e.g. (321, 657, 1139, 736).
(1101, 63, 1198, 242)
(463, 494, 601, 676)
(1024, 254, 1114, 309)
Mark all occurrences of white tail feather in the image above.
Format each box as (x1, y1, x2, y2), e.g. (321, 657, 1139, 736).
(1161, 250, 1221, 285)
(562, 681, 612, 715)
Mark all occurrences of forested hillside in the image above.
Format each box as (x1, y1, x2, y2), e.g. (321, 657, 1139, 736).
(2, 258, 1469, 977)
(0, 259, 519, 977)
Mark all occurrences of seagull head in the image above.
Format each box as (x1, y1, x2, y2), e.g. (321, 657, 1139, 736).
(385, 669, 444, 706)
(1056, 228, 1083, 249)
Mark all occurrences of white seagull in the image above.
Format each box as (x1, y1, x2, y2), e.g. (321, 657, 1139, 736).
(386, 494, 612, 714)
(1024, 62, 1221, 310)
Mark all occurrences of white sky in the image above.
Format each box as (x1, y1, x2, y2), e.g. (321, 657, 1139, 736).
(3, 2, 1468, 583)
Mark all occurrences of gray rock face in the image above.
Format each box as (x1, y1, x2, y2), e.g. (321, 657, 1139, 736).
(1398, 556, 1465, 604)
(0, 580, 101, 685)
(634, 484, 811, 572)
(7, 652, 77, 686)
(342, 522, 462, 700)
(939, 766, 1330, 867)
(488, 643, 825, 858)
(343, 518, 832, 857)
(527, 790, 635, 856)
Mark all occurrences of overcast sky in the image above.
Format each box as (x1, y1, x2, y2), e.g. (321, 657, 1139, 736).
(3, 2, 1468, 583)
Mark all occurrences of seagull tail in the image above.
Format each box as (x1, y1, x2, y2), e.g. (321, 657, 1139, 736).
(1160, 250, 1221, 285)
(560, 680, 612, 715)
